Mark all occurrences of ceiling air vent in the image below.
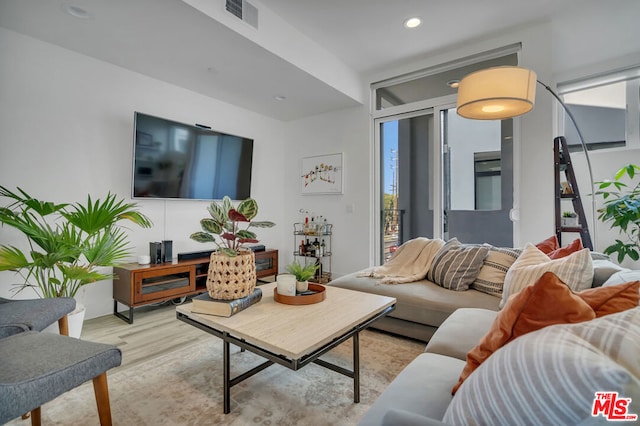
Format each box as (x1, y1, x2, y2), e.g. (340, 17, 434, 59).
(225, 0, 259, 29)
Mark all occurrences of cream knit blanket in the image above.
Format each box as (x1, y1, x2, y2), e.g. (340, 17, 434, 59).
(359, 237, 445, 284)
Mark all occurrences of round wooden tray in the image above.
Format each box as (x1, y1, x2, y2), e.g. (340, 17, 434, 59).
(273, 283, 326, 305)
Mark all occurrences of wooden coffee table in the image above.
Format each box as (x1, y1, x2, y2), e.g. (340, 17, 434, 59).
(176, 282, 396, 413)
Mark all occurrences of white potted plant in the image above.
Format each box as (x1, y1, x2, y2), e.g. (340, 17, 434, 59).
(286, 260, 319, 292)
(561, 211, 578, 227)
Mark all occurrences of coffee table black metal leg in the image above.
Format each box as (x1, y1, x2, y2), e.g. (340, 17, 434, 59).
(353, 331, 360, 403)
(223, 333, 231, 414)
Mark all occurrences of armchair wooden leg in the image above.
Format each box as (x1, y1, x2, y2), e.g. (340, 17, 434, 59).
(93, 373, 113, 426)
(58, 315, 69, 336)
(29, 407, 41, 426)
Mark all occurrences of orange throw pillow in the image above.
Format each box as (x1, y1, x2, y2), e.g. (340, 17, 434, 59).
(452, 272, 595, 394)
(578, 281, 640, 317)
(547, 238, 583, 259)
(535, 235, 559, 254)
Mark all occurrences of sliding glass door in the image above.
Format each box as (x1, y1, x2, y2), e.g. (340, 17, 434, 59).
(379, 111, 435, 261)
(376, 106, 513, 263)
(441, 107, 514, 247)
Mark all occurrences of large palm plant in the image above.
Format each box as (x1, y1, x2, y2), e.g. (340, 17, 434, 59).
(0, 186, 152, 298)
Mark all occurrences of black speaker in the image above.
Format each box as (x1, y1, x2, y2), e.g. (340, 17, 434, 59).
(149, 242, 162, 264)
(161, 240, 173, 263)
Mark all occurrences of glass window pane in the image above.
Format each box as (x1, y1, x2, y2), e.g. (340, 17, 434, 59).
(562, 77, 640, 151)
(375, 54, 518, 111)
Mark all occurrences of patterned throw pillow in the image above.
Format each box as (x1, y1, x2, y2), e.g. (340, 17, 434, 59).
(444, 307, 640, 425)
(471, 246, 521, 297)
(426, 238, 489, 291)
(501, 243, 593, 308)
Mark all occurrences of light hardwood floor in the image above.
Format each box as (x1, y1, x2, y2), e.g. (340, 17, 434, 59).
(82, 300, 210, 374)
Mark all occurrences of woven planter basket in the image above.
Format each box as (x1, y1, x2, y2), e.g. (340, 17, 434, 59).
(206, 250, 256, 300)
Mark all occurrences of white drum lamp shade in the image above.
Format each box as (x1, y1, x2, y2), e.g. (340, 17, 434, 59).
(457, 66, 537, 120)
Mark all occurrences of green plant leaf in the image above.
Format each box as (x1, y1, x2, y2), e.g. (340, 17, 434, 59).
(222, 196, 234, 219)
(0, 246, 30, 271)
(207, 201, 226, 223)
(201, 218, 222, 234)
(236, 198, 258, 221)
(236, 229, 257, 239)
(218, 247, 237, 257)
(190, 232, 216, 243)
(286, 260, 319, 281)
(0, 186, 68, 216)
(62, 192, 151, 235)
(84, 229, 130, 266)
(249, 221, 276, 228)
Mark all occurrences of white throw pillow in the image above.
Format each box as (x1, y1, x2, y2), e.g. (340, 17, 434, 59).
(501, 243, 593, 308)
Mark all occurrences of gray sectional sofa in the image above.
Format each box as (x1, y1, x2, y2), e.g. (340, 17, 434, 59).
(358, 305, 640, 425)
(330, 271, 500, 342)
(330, 257, 625, 342)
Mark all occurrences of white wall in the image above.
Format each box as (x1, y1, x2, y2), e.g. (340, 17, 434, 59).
(0, 28, 287, 319)
(282, 106, 371, 277)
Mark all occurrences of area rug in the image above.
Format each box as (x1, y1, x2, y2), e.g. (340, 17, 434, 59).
(7, 329, 424, 425)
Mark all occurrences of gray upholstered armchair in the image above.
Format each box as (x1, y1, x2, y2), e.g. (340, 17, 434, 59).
(0, 297, 76, 337)
(0, 297, 122, 425)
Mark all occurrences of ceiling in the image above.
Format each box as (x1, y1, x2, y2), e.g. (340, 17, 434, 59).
(1, 0, 638, 121)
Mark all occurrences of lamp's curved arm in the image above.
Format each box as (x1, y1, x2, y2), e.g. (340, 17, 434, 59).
(537, 80, 597, 248)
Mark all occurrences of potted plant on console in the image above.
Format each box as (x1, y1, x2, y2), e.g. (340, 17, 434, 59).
(0, 186, 152, 337)
(190, 196, 275, 300)
(286, 260, 319, 292)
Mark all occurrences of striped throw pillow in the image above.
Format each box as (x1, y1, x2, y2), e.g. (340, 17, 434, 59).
(426, 238, 489, 291)
(471, 246, 521, 297)
(501, 242, 593, 308)
(444, 307, 640, 425)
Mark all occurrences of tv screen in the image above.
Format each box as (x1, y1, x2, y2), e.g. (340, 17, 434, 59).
(132, 112, 253, 200)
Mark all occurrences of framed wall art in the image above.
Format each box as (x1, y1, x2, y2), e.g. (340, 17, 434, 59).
(301, 153, 343, 195)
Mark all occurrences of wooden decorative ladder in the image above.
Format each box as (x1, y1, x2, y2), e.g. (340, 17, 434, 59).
(554, 136, 593, 250)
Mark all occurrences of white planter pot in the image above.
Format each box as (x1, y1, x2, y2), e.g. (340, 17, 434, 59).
(296, 280, 309, 292)
(561, 217, 579, 227)
(44, 302, 86, 338)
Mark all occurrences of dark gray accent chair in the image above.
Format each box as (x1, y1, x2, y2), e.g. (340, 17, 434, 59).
(0, 297, 76, 337)
(0, 298, 122, 425)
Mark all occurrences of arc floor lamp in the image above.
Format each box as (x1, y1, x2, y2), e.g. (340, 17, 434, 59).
(455, 66, 596, 247)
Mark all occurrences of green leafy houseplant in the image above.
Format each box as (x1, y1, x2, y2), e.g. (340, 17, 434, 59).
(595, 164, 640, 263)
(286, 260, 319, 282)
(190, 196, 275, 257)
(0, 186, 152, 298)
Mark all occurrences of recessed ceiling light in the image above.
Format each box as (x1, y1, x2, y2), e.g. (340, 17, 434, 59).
(274, 95, 286, 101)
(403, 17, 422, 29)
(64, 4, 92, 19)
(447, 79, 460, 89)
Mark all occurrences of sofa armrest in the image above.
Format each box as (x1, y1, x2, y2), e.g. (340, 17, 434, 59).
(425, 308, 496, 361)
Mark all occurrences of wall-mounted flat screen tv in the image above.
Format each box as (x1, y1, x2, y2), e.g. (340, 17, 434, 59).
(132, 112, 253, 200)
